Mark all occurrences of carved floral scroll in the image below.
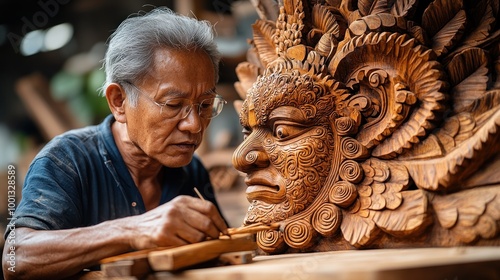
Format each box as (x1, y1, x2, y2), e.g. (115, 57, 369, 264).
(233, 0, 500, 253)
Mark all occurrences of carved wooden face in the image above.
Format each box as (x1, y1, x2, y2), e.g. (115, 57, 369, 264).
(233, 70, 337, 225)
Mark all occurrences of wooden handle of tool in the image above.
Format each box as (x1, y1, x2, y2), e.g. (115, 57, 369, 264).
(227, 223, 280, 235)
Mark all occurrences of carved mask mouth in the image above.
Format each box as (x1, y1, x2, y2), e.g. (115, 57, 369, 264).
(245, 175, 286, 203)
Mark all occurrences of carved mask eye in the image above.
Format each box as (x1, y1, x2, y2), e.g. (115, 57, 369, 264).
(273, 122, 307, 140)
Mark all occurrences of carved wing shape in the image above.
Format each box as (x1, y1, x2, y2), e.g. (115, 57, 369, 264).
(402, 108, 500, 191)
(432, 186, 500, 243)
(373, 190, 429, 237)
(340, 159, 429, 246)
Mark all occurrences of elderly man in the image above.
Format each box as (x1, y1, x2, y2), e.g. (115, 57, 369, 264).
(3, 7, 228, 279)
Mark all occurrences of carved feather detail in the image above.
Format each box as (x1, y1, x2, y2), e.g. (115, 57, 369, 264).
(447, 48, 489, 113)
(432, 187, 500, 243)
(331, 32, 447, 158)
(252, 20, 279, 67)
(404, 109, 500, 190)
(341, 211, 378, 247)
(390, 0, 417, 17)
(234, 62, 260, 100)
(358, 0, 390, 16)
(311, 4, 340, 38)
(460, 0, 496, 48)
(421, 0, 466, 56)
(373, 190, 429, 237)
(310, 4, 341, 57)
(235, 0, 500, 252)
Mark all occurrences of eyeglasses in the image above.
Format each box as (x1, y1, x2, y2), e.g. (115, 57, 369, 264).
(121, 81, 226, 120)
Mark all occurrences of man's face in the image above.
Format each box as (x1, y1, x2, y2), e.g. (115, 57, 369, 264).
(124, 48, 216, 167)
(233, 71, 335, 224)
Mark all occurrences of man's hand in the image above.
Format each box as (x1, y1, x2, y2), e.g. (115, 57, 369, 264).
(128, 195, 228, 250)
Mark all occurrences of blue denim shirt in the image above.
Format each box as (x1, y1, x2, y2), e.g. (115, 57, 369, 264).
(6, 115, 221, 235)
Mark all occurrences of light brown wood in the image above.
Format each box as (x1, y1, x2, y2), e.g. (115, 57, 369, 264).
(218, 251, 254, 265)
(232, 0, 500, 253)
(227, 223, 280, 235)
(148, 234, 256, 271)
(151, 247, 500, 280)
(100, 259, 150, 278)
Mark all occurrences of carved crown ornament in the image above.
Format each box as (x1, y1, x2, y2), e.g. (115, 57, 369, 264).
(231, 0, 500, 253)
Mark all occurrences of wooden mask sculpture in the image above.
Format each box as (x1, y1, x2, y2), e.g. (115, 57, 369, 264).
(232, 0, 500, 253)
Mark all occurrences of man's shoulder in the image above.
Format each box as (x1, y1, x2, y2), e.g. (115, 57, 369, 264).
(35, 117, 112, 163)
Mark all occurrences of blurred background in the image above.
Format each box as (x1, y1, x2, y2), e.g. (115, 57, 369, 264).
(0, 0, 257, 247)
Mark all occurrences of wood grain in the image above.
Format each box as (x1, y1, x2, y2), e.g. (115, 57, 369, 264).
(148, 234, 256, 271)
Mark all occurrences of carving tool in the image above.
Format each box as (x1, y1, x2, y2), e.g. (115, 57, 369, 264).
(194, 187, 279, 237)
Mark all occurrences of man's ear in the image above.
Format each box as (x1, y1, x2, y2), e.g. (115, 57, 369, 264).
(105, 83, 127, 123)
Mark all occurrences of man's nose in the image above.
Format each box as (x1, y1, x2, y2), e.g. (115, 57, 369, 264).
(232, 129, 269, 173)
(178, 106, 203, 133)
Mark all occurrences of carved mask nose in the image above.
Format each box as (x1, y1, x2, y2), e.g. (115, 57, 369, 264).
(232, 130, 269, 173)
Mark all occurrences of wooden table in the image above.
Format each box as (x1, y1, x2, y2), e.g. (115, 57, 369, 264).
(83, 246, 500, 280)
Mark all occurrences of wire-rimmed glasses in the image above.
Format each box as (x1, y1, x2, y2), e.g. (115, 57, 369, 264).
(121, 81, 226, 120)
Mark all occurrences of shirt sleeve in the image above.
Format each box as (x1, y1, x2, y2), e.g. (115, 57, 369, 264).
(5, 153, 83, 239)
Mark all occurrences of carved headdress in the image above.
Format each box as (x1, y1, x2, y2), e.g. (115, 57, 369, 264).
(233, 0, 500, 253)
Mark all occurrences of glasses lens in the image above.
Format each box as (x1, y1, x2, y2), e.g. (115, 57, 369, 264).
(162, 98, 190, 118)
(160, 96, 225, 119)
(200, 96, 225, 119)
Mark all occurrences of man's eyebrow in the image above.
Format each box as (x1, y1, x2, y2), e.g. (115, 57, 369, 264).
(202, 87, 217, 96)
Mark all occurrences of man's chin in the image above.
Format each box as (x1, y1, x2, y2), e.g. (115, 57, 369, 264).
(159, 154, 193, 168)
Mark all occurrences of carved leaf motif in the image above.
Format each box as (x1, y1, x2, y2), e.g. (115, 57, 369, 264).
(373, 190, 429, 236)
(447, 48, 488, 87)
(446, 48, 489, 112)
(422, 0, 463, 37)
(431, 10, 466, 56)
(252, 20, 279, 67)
(404, 109, 500, 190)
(312, 4, 340, 38)
(432, 187, 499, 243)
(390, 0, 417, 17)
(358, 0, 390, 17)
(421, 0, 466, 56)
(234, 62, 260, 100)
(468, 90, 500, 117)
(461, 0, 495, 48)
(341, 211, 379, 247)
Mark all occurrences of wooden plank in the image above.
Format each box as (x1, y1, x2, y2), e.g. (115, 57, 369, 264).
(150, 247, 500, 280)
(218, 251, 254, 265)
(148, 234, 256, 271)
(100, 259, 150, 278)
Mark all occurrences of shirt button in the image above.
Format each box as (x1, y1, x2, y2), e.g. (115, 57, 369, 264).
(131, 202, 137, 207)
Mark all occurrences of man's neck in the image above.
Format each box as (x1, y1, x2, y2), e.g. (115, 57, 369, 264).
(111, 121, 163, 210)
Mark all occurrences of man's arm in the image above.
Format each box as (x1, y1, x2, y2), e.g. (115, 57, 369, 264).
(2, 196, 227, 280)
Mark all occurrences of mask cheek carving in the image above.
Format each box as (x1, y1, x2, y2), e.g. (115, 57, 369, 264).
(245, 127, 333, 224)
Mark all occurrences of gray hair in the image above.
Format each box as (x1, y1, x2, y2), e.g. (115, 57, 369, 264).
(101, 7, 221, 106)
